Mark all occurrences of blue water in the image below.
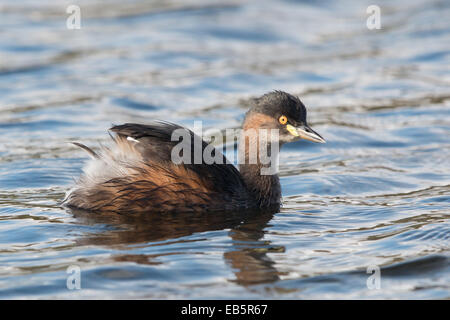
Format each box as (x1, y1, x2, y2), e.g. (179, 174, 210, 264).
(0, 0, 449, 299)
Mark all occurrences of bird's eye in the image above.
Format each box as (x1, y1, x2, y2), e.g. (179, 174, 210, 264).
(279, 115, 288, 125)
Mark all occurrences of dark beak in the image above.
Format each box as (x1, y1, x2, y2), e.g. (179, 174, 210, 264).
(295, 124, 326, 143)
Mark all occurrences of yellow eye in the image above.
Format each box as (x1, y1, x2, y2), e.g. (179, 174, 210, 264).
(279, 115, 288, 125)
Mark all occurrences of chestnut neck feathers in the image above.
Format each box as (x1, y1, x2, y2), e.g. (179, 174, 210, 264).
(238, 110, 281, 208)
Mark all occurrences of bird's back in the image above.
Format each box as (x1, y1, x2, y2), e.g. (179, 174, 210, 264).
(63, 122, 254, 214)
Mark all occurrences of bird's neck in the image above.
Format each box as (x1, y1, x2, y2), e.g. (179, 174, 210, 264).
(238, 129, 281, 208)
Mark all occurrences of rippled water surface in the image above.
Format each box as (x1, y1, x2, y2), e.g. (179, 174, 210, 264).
(0, 0, 449, 299)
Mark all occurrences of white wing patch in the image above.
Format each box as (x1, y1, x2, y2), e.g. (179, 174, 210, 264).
(126, 136, 140, 143)
(79, 138, 143, 188)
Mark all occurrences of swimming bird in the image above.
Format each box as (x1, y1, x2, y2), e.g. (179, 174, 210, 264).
(63, 91, 325, 214)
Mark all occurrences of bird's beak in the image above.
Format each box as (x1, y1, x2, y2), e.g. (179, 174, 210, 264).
(286, 124, 326, 143)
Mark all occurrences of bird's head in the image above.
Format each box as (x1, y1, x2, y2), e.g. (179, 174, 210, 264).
(243, 91, 325, 145)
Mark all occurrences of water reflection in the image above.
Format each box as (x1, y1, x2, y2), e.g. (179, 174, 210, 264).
(69, 208, 281, 285)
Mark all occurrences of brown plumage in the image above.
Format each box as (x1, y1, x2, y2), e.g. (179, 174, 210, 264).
(63, 91, 325, 214)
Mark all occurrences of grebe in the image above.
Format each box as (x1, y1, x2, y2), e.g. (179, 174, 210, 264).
(63, 91, 325, 214)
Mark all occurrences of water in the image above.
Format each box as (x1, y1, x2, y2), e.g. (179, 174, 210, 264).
(0, 0, 449, 299)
